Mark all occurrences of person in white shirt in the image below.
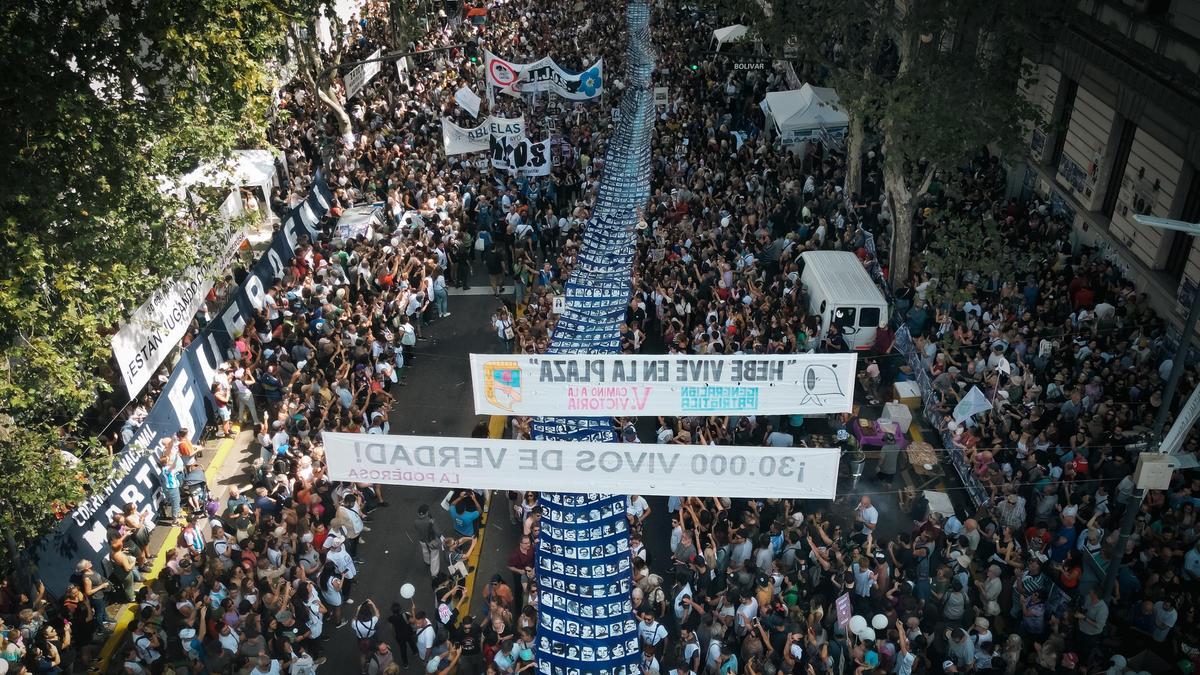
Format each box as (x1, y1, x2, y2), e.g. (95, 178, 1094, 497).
(432, 271, 450, 318)
(637, 611, 667, 649)
(324, 536, 357, 604)
(627, 495, 651, 526)
(413, 612, 436, 660)
(855, 496, 879, 537)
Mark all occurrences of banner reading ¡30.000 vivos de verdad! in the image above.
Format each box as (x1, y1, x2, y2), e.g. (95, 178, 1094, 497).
(468, 353, 857, 417)
(322, 433, 842, 499)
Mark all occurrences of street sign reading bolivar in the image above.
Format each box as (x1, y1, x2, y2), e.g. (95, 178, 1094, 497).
(468, 353, 856, 417)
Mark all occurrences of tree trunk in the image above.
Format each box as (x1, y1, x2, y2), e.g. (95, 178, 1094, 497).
(845, 112, 864, 197)
(317, 84, 355, 144)
(292, 22, 355, 145)
(883, 157, 936, 288)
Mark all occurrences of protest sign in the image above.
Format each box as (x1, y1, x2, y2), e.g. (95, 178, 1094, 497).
(455, 85, 482, 117)
(323, 433, 842, 499)
(469, 353, 856, 416)
(490, 134, 552, 176)
(484, 50, 603, 102)
(343, 47, 382, 100)
(441, 116, 525, 155)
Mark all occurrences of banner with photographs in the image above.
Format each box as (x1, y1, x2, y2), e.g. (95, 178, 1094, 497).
(529, 2, 655, 673)
(489, 134, 552, 176)
(470, 353, 856, 416)
(484, 50, 604, 103)
(441, 116, 525, 156)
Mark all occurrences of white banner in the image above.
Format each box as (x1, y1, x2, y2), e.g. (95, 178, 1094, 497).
(455, 86, 482, 117)
(484, 50, 604, 103)
(343, 47, 382, 100)
(441, 116, 525, 155)
(469, 353, 857, 416)
(489, 134, 552, 176)
(111, 219, 246, 399)
(323, 433, 842, 499)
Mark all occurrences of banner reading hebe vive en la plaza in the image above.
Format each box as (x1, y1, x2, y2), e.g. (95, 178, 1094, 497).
(322, 433, 841, 499)
(469, 353, 857, 417)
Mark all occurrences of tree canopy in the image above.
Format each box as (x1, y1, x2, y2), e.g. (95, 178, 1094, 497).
(730, 0, 1062, 284)
(0, 0, 286, 558)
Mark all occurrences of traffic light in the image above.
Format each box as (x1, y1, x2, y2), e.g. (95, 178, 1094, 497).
(465, 39, 479, 63)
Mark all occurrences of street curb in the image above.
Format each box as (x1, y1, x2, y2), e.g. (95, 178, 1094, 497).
(92, 426, 242, 673)
(454, 416, 506, 619)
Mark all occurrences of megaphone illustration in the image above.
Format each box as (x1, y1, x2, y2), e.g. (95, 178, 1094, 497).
(801, 364, 844, 406)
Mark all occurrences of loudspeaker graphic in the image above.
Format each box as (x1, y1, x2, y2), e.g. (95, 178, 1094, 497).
(802, 364, 845, 406)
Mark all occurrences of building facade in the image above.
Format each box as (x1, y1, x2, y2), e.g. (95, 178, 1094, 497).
(1017, 0, 1200, 323)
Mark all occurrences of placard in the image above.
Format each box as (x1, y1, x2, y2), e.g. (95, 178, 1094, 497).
(323, 433, 842, 499)
(455, 86, 482, 117)
(469, 353, 856, 416)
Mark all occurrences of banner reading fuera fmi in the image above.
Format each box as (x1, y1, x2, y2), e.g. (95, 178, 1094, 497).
(323, 433, 841, 499)
(468, 353, 856, 417)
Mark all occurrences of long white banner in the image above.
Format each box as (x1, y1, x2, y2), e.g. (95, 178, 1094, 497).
(469, 353, 856, 416)
(111, 219, 245, 399)
(323, 433, 842, 498)
(484, 50, 604, 102)
(441, 115, 525, 155)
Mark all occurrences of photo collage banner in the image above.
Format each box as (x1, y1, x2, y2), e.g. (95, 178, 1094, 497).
(529, 2, 656, 674)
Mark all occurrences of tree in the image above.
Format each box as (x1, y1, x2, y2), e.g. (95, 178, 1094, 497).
(735, 0, 1062, 285)
(0, 0, 287, 576)
(918, 210, 1035, 307)
(283, 0, 356, 143)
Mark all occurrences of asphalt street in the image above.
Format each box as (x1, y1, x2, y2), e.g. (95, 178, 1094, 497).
(320, 279, 506, 668)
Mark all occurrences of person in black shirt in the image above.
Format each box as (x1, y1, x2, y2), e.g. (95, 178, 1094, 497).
(452, 615, 483, 675)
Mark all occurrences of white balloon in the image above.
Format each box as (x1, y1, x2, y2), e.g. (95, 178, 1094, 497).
(400, 583, 416, 599)
(848, 615, 868, 634)
(859, 627, 876, 641)
(871, 614, 888, 630)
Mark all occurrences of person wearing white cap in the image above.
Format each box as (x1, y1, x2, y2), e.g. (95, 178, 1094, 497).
(324, 535, 357, 610)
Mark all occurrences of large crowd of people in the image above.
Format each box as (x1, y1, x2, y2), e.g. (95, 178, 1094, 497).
(1, 0, 1199, 674)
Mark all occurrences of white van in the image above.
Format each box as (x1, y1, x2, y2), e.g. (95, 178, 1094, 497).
(799, 250, 889, 350)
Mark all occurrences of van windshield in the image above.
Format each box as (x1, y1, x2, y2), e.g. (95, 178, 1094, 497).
(860, 307, 880, 327)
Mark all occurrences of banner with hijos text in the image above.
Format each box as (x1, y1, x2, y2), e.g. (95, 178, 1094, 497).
(484, 50, 604, 103)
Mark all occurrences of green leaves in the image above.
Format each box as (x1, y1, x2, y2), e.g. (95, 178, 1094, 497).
(0, 0, 290, 560)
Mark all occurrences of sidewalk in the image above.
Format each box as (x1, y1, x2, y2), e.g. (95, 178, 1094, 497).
(92, 425, 257, 673)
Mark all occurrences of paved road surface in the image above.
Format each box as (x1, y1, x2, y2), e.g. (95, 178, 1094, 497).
(320, 286, 503, 668)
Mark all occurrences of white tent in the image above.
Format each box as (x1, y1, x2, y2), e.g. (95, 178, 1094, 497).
(179, 149, 281, 220)
(760, 84, 850, 149)
(712, 24, 749, 50)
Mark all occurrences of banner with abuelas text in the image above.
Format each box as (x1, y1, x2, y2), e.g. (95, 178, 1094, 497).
(322, 433, 842, 499)
(468, 353, 856, 416)
(441, 116, 525, 156)
(484, 50, 604, 103)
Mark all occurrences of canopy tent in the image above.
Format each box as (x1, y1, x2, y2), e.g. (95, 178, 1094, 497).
(760, 84, 850, 150)
(178, 149, 282, 220)
(711, 24, 749, 50)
